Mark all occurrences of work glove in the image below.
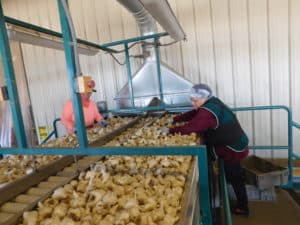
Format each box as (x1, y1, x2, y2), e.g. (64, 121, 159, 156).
(160, 127, 170, 134)
(99, 120, 108, 127)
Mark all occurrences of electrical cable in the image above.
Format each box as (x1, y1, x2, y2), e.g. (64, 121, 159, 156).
(158, 40, 179, 46)
(105, 38, 179, 64)
(107, 40, 151, 54)
(108, 52, 126, 65)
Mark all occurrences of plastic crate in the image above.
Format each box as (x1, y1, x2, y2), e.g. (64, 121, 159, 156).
(227, 184, 276, 202)
(242, 156, 289, 190)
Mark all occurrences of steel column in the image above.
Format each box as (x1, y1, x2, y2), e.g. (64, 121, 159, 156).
(219, 160, 233, 225)
(0, 2, 27, 148)
(57, 0, 88, 147)
(154, 37, 164, 106)
(124, 43, 135, 108)
(287, 108, 293, 187)
(198, 149, 213, 225)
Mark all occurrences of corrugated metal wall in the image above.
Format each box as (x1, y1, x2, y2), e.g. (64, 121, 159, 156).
(2, 0, 300, 156)
(0, 41, 36, 146)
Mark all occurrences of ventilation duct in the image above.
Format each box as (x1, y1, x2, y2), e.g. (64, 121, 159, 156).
(115, 61, 193, 108)
(115, 0, 192, 109)
(139, 0, 185, 41)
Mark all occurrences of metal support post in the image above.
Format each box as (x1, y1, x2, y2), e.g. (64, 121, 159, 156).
(287, 108, 293, 187)
(154, 37, 164, 106)
(219, 160, 233, 225)
(198, 149, 213, 225)
(57, 0, 88, 147)
(0, 2, 28, 148)
(124, 43, 135, 108)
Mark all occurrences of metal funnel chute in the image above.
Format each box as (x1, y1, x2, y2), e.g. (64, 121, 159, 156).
(115, 0, 192, 109)
(115, 61, 192, 108)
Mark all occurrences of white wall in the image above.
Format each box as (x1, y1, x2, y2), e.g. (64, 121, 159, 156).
(2, 0, 300, 156)
(0, 41, 36, 146)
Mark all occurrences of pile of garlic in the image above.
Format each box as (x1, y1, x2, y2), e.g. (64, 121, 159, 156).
(105, 115, 199, 147)
(0, 155, 61, 184)
(101, 156, 192, 176)
(18, 114, 198, 225)
(42, 117, 135, 148)
(20, 167, 186, 225)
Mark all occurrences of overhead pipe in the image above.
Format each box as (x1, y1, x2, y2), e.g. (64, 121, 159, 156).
(117, 0, 185, 61)
(117, 0, 157, 60)
(139, 0, 186, 41)
(115, 0, 191, 109)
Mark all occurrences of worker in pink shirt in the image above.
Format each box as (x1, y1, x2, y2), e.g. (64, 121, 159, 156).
(61, 80, 108, 134)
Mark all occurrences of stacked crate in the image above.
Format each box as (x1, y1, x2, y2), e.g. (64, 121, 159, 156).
(228, 156, 288, 202)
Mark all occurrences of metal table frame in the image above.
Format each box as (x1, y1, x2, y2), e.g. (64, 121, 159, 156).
(1, 1, 299, 225)
(0, 1, 216, 224)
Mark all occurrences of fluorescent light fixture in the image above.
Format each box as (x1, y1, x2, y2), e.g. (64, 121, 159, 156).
(6, 25, 99, 56)
(139, 0, 186, 41)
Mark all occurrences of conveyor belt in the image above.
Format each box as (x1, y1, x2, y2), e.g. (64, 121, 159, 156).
(0, 112, 201, 225)
(89, 116, 141, 147)
(0, 156, 103, 225)
(0, 156, 75, 206)
(0, 116, 146, 225)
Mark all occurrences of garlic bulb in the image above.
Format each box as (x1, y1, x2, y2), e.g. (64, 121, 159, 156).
(0, 155, 61, 185)
(23, 211, 38, 225)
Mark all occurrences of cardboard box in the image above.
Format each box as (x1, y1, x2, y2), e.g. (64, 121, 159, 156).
(227, 184, 276, 202)
(242, 156, 288, 189)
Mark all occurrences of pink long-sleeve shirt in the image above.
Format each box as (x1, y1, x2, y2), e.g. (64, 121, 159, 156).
(170, 108, 249, 163)
(61, 99, 103, 134)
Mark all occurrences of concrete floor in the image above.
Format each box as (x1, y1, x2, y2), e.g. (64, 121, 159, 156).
(233, 189, 300, 225)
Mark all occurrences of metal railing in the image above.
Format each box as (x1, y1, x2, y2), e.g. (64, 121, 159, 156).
(219, 160, 233, 225)
(40, 118, 61, 144)
(232, 105, 300, 188)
